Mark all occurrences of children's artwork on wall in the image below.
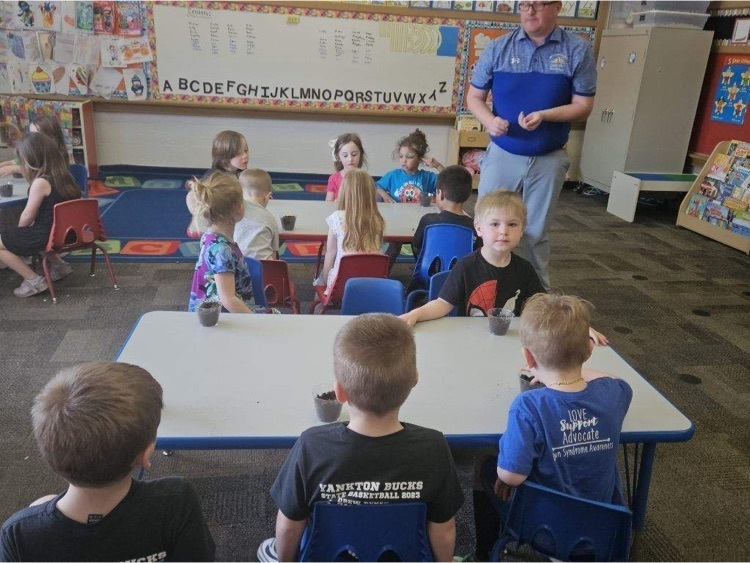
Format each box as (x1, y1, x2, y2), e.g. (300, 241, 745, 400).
(21, 31, 41, 62)
(60, 1, 76, 33)
(474, 2, 495, 12)
(711, 60, 749, 126)
(36, 1, 61, 31)
(73, 33, 100, 66)
(115, 1, 142, 37)
(122, 66, 146, 100)
(495, 1, 516, 13)
(0, 63, 10, 92)
(30, 63, 54, 93)
(93, 0, 115, 34)
(89, 64, 120, 97)
(7, 31, 26, 60)
(37, 30, 55, 60)
(77, 1, 94, 33)
(52, 31, 75, 63)
(100, 37, 123, 67)
(15, 1, 38, 29)
(62, 63, 89, 95)
(7, 61, 31, 93)
(119, 35, 151, 64)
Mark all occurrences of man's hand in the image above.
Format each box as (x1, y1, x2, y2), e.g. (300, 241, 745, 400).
(518, 111, 545, 131)
(486, 116, 510, 137)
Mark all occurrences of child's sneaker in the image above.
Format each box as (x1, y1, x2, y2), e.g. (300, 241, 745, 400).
(257, 538, 278, 562)
(13, 275, 48, 297)
(50, 261, 73, 281)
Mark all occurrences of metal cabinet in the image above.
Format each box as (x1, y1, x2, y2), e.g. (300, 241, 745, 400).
(580, 28, 712, 191)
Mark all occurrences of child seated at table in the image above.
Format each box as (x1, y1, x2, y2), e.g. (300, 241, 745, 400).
(234, 168, 279, 260)
(257, 314, 464, 562)
(0, 361, 215, 561)
(473, 294, 633, 559)
(411, 165, 479, 258)
(400, 191, 608, 345)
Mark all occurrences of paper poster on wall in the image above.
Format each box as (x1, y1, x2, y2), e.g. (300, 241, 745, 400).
(149, 2, 462, 113)
(122, 67, 146, 100)
(711, 59, 750, 126)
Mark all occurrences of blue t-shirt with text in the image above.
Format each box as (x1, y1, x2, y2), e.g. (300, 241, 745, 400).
(377, 168, 438, 203)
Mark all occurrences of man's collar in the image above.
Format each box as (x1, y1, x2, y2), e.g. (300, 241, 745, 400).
(516, 25, 562, 45)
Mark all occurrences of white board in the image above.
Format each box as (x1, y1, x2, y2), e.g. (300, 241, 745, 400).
(151, 3, 461, 113)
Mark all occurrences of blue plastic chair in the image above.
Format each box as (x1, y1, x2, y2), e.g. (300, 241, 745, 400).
(341, 277, 405, 315)
(69, 164, 88, 198)
(405, 270, 456, 316)
(411, 224, 474, 290)
(490, 481, 632, 562)
(299, 502, 433, 562)
(244, 257, 269, 308)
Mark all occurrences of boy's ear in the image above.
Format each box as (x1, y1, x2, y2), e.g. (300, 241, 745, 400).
(132, 442, 156, 470)
(521, 347, 537, 369)
(334, 380, 348, 404)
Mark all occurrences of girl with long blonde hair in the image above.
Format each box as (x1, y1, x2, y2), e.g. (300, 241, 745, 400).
(317, 169, 385, 295)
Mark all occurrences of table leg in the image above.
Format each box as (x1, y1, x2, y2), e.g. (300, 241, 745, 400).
(629, 442, 656, 560)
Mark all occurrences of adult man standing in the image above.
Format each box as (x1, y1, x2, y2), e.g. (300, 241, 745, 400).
(466, 0, 596, 289)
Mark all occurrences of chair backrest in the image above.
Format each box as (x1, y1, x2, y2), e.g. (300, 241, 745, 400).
(46, 199, 106, 253)
(260, 259, 294, 308)
(299, 503, 433, 562)
(341, 277, 405, 315)
(414, 224, 474, 287)
(326, 253, 390, 307)
(428, 270, 456, 317)
(500, 481, 632, 562)
(244, 257, 269, 308)
(69, 164, 88, 198)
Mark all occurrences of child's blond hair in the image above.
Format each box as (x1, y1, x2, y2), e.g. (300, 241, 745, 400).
(334, 313, 417, 416)
(189, 172, 243, 231)
(239, 168, 272, 200)
(520, 293, 593, 370)
(211, 130, 247, 170)
(31, 362, 163, 487)
(338, 169, 384, 253)
(474, 191, 527, 227)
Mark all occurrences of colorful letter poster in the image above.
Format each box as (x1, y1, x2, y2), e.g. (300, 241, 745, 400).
(711, 57, 750, 126)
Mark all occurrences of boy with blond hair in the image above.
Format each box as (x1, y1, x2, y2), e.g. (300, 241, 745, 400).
(474, 293, 632, 559)
(401, 191, 608, 344)
(258, 314, 464, 562)
(0, 362, 215, 561)
(234, 168, 280, 260)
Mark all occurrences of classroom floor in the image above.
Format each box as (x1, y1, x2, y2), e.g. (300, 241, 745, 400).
(0, 187, 748, 561)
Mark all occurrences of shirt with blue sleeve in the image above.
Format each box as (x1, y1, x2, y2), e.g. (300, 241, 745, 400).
(471, 26, 597, 156)
(498, 377, 632, 505)
(377, 168, 438, 203)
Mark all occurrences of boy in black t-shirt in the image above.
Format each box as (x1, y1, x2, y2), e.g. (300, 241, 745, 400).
(401, 191, 608, 344)
(0, 362, 215, 562)
(411, 165, 480, 257)
(258, 314, 464, 563)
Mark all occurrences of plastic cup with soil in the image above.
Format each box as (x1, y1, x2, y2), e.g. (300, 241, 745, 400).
(419, 192, 431, 207)
(0, 183, 13, 197)
(281, 215, 297, 231)
(313, 384, 343, 423)
(519, 369, 545, 393)
(488, 307, 514, 335)
(197, 300, 221, 327)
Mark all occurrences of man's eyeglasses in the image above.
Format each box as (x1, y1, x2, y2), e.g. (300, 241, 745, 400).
(518, 1, 555, 12)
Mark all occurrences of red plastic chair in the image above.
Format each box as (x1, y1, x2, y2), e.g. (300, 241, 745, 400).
(310, 253, 389, 314)
(40, 199, 119, 304)
(260, 259, 300, 314)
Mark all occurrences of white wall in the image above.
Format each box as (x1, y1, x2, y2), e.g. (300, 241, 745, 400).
(94, 111, 452, 176)
(94, 109, 584, 180)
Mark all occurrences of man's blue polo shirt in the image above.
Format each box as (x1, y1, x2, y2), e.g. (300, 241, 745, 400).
(471, 26, 596, 156)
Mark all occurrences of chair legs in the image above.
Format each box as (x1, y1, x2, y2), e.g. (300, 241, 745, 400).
(40, 254, 57, 304)
(42, 245, 119, 304)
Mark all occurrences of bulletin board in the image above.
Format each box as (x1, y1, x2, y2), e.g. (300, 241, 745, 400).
(148, 2, 464, 114)
(690, 52, 750, 157)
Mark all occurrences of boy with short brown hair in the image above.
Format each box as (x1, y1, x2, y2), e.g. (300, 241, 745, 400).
(235, 168, 280, 260)
(401, 192, 608, 344)
(0, 361, 215, 561)
(258, 314, 464, 562)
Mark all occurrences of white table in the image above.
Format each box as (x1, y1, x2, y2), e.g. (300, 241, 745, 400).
(267, 200, 436, 243)
(116, 311, 693, 551)
(0, 175, 29, 208)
